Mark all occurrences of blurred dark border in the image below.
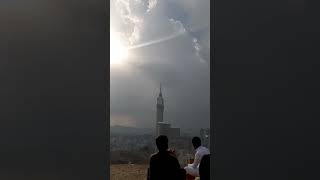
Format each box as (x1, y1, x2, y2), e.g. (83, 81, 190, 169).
(0, 1, 109, 179)
(212, 0, 319, 179)
(210, 0, 215, 179)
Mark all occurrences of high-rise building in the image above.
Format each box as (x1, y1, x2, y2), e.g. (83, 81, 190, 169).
(156, 84, 164, 136)
(156, 84, 164, 121)
(200, 128, 210, 149)
(155, 84, 180, 138)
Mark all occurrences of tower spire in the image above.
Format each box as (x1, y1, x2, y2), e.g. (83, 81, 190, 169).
(159, 83, 162, 97)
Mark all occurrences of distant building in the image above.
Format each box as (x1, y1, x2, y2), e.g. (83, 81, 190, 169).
(157, 122, 170, 136)
(200, 128, 210, 149)
(156, 84, 164, 136)
(169, 127, 180, 137)
(157, 122, 180, 139)
(155, 84, 180, 138)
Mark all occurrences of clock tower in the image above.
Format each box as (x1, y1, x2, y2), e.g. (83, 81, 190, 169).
(156, 84, 164, 136)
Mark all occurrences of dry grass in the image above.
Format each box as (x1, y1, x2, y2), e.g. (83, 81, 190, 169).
(111, 164, 148, 180)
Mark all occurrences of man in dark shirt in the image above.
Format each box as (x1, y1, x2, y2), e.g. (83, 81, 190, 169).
(149, 135, 184, 180)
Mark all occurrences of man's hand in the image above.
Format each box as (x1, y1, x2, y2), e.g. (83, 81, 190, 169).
(167, 149, 176, 157)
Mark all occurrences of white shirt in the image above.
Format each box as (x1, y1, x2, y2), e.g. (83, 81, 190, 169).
(189, 146, 210, 169)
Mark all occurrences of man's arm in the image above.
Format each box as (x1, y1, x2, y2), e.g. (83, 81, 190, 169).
(173, 156, 181, 169)
(190, 152, 201, 168)
(172, 157, 182, 180)
(149, 157, 156, 180)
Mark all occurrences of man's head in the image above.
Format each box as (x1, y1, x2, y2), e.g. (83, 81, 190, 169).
(192, 136, 201, 149)
(156, 135, 168, 152)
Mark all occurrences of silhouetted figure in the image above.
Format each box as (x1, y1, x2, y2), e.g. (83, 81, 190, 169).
(199, 154, 210, 180)
(184, 137, 210, 177)
(148, 135, 185, 180)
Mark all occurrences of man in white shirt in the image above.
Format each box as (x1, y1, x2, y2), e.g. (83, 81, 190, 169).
(184, 136, 210, 177)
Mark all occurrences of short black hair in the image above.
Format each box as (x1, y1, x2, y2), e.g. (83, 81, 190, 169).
(192, 136, 201, 148)
(156, 135, 168, 152)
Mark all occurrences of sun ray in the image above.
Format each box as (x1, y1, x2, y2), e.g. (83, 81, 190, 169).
(128, 29, 185, 50)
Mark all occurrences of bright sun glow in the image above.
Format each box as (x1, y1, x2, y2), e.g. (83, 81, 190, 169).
(110, 29, 129, 65)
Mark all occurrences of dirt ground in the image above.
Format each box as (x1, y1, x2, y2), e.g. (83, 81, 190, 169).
(110, 164, 148, 180)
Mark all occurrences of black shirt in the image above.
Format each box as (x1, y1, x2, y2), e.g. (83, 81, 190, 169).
(149, 151, 181, 180)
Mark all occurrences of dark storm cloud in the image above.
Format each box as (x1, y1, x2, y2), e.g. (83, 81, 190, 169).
(1, 1, 107, 179)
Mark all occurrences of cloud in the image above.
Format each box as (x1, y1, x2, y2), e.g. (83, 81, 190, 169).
(110, 0, 210, 128)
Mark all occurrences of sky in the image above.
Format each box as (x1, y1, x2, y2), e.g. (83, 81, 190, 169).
(110, 0, 210, 129)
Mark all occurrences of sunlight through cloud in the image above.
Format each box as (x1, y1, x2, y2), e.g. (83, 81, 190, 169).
(110, 29, 129, 65)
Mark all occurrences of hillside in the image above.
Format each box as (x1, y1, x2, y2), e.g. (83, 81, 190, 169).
(110, 125, 153, 135)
